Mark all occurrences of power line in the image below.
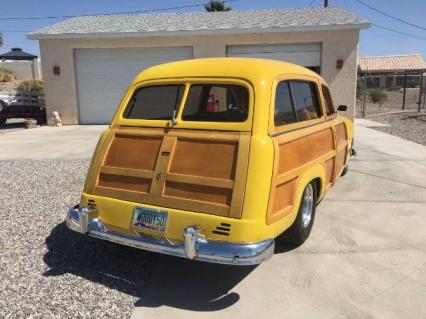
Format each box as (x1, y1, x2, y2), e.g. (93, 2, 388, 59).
(0, 0, 237, 21)
(309, 0, 316, 7)
(373, 23, 426, 42)
(0, 30, 31, 33)
(354, 0, 426, 31)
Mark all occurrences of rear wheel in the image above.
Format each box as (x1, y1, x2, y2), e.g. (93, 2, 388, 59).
(278, 181, 317, 245)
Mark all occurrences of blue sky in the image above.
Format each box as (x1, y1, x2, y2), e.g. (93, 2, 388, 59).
(1, 0, 425, 58)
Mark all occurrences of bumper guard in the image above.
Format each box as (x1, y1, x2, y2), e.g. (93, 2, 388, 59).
(66, 205, 274, 266)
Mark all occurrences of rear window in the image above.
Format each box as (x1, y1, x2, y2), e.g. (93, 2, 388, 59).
(182, 84, 248, 122)
(124, 85, 184, 120)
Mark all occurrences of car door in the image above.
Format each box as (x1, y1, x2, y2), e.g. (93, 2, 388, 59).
(267, 75, 335, 224)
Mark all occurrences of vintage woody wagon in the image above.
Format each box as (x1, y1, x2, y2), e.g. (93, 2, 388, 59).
(67, 58, 354, 265)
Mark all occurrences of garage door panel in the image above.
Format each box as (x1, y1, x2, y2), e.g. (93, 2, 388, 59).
(227, 43, 321, 67)
(75, 47, 192, 124)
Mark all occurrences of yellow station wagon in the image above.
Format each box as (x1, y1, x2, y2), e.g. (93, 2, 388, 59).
(66, 58, 354, 265)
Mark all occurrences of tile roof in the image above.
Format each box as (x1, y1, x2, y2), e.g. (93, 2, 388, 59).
(28, 7, 369, 40)
(358, 54, 426, 73)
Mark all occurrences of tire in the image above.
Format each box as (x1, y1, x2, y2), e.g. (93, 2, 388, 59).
(278, 181, 317, 245)
(340, 165, 349, 177)
(0, 118, 6, 126)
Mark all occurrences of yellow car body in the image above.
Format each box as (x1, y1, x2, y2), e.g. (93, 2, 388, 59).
(66, 58, 353, 265)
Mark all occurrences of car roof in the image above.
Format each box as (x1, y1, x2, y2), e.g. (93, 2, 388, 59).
(132, 57, 323, 85)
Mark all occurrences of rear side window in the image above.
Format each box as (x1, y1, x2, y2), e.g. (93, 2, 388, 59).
(124, 85, 184, 120)
(274, 82, 296, 125)
(289, 81, 321, 121)
(322, 85, 335, 116)
(274, 80, 322, 127)
(182, 84, 248, 122)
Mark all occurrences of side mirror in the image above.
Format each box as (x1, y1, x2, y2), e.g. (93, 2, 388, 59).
(337, 105, 347, 112)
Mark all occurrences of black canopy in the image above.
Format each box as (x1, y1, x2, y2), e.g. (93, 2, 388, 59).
(0, 48, 37, 61)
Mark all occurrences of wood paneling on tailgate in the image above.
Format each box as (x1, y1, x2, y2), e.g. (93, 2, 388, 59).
(93, 127, 249, 218)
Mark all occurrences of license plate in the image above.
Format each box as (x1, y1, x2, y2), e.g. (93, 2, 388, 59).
(132, 207, 168, 232)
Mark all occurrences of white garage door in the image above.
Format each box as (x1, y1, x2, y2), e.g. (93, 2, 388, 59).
(75, 47, 193, 124)
(227, 43, 321, 70)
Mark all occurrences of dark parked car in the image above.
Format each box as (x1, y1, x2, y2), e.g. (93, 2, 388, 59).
(0, 93, 46, 125)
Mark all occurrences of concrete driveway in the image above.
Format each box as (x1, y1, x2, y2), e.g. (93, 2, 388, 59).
(0, 125, 107, 160)
(132, 122, 426, 319)
(1, 122, 424, 318)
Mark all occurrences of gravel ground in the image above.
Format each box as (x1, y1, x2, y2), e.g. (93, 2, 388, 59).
(366, 111, 426, 146)
(0, 160, 157, 318)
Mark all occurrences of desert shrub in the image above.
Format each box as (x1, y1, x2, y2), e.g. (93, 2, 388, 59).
(368, 89, 387, 103)
(0, 67, 16, 82)
(17, 80, 44, 93)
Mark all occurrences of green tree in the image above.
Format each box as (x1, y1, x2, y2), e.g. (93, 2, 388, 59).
(204, 1, 232, 12)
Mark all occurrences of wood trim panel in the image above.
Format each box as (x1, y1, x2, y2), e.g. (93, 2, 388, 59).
(150, 135, 177, 196)
(267, 126, 334, 225)
(93, 128, 250, 219)
(325, 158, 335, 185)
(229, 133, 250, 219)
(277, 128, 334, 174)
(167, 173, 234, 189)
(87, 129, 116, 194)
(117, 127, 240, 142)
(268, 178, 297, 224)
(94, 186, 230, 217)
(275, 150, 335, 186)
(100, 166, 154, 179)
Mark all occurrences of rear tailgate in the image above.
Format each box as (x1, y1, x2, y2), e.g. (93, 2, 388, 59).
(86, 127, 250, 219)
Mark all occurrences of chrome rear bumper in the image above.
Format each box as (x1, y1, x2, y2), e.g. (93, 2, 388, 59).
(66, 205, 274, 266)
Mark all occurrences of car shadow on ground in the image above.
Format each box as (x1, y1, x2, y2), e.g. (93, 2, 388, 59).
(44, 222, 257, 311)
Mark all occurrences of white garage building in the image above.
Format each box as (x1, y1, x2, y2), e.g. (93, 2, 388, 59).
(28, 7, 369, 124)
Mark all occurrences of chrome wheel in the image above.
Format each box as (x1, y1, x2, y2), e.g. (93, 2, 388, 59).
(301, 183, 314, 228)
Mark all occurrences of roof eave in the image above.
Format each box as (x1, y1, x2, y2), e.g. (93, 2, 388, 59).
(27, 22, 371, 40)
(359, 68, 426, 74)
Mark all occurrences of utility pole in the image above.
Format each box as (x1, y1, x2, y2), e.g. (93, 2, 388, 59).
(402, 71, 407, 110)
(418, 70, 424, 112)
(324, 0, 329, 7)
(362, 75, 367, 118)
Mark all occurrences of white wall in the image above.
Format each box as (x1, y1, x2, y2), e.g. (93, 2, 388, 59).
(0, 59, 42, 80)
(39, 29, 360, 124)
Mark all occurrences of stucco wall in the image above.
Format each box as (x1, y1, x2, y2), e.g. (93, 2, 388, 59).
(39, 29, 359, 124)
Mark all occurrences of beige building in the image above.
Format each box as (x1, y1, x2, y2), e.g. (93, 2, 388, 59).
(358, 54, 426, 89)
(28, 7, 369, 124)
